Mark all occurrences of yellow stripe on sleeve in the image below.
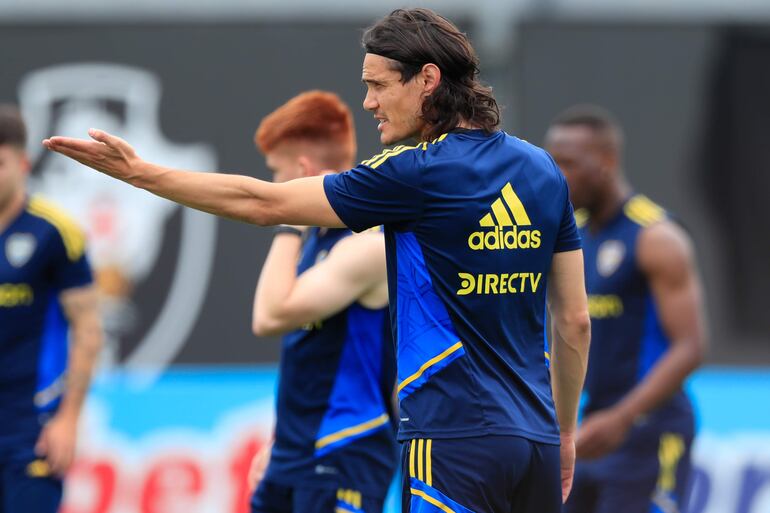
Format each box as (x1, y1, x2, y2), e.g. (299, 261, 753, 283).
(369, 144, 418, 169)
(624, 195, 665, 227)
(361, 145, 405, 167)
(574, 208, 589, 228)
(362, 133, 447, 169)
(426, 439, 433, 486)
(27, 197, 86, 261)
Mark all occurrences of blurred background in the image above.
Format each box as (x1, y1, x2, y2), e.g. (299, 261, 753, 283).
(2, 0, 769, 512)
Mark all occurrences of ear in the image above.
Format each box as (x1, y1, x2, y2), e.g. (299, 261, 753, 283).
(297, 155, 319, 178)
(420, 63, 442, 96)
(18, 150, 31, 174)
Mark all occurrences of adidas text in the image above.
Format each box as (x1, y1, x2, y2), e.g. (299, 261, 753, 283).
(468, 226, 542, 251)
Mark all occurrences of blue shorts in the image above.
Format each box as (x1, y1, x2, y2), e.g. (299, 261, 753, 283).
(401, 435, 561, 513)
(0, 445, 61, 513)
(564, 415, 694, 513)
(251, 480, 385, 513)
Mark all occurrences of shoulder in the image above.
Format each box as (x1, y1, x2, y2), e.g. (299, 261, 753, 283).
(623, 194, 667, 228)
(25, 195, 87, 262)
(574, 208, 589, 229)
(359, 133, 451, 170)
(637, 218, 694, 277)
(513, 136, 571, 192)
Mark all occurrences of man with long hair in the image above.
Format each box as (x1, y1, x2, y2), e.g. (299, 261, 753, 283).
(44, 9, 590, 512)
(0, 104, 102, 513)
(247, 91, 397, 513)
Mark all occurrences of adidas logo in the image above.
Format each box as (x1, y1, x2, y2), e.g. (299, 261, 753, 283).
(468, 183, 542, 251)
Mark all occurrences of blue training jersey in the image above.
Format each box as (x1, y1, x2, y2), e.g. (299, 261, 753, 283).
(578, 194, 692, 419)
(264, 227, 398, 498)
(0, 196, 92, 447)
(323, 129, 581, 444)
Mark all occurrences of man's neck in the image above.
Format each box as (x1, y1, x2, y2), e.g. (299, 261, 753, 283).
(588, 178, 630, 230)
(0, 190, 26, 234)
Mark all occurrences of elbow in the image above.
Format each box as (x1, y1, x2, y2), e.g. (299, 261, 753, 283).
(243, 196, 283, 227)
(687, 335, 708, 371)
(248, 208, 275, 227)
(558, 309, 592, 349)
(252, 316, 283, 337)
(567, 309, 592, 334)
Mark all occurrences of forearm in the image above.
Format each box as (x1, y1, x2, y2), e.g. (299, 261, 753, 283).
(253, 234, 303, 335)
(615, 340, 703, 421)
(131, 162, 277, 225)
(58, 320, 103, 421)
(551, 320, 590, 434)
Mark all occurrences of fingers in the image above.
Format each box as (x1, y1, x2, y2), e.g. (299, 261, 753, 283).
(88, 128, 120, 147)
(575, 436, 604, 459)
(44, 136, 104, 153)
(49, 442, 75, 477)
(34, 430, 48, 457)
(561, 473, 573, 503)
(45, 145, 102, 171)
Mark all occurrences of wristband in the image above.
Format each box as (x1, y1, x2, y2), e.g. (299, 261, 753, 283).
(273, 225, 303, 237)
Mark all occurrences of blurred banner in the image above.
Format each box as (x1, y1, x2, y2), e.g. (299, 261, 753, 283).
(60, 367, 770, 513)
(0, 22, 386, 371)
(61, 368, 273, 513)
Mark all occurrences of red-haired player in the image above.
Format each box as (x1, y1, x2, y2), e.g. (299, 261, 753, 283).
(247, 91, 397, 513)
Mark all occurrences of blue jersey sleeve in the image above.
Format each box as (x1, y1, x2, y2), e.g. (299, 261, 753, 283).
(323, 147, 424, 232)
(49, 226, 93, 292)
(555, 177, 582, 253)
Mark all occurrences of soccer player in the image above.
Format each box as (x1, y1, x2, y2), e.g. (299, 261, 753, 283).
(43, 8, 591, 513)
(246, 91, 397, 513)
(0, 104, 102, 512)
(545, 105, 706, 513)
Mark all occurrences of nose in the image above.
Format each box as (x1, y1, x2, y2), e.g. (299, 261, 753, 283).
(363, 90, 377, 112)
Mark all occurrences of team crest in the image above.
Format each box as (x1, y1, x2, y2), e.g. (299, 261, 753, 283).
(597, 240, 625, 277)
(5, 233, 36, 268)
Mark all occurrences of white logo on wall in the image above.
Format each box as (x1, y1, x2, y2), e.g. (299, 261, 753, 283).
(5, 233, 36, 268)
(18, 63, 218, 383)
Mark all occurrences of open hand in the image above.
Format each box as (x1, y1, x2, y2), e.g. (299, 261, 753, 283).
(43, 129, 141, 183)
(35, 413, 78, 477)
(575, 407, 633, 460)
(560, 431, 576, 503)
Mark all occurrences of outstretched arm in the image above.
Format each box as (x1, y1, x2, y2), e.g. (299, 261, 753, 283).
(253, 231, 387, 336)
(43, 130, 344, 228)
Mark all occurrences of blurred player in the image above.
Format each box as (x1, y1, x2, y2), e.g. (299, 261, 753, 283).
(545, 105, 706, 513)
(0, 104, 102, 512)
(246, 91, 397, 513)
(43, 8, 591, 512)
